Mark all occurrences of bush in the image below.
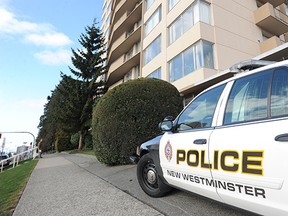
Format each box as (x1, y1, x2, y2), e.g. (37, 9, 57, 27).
(92, 78, 183, 165)
(55, 129, 72, 152)
(70, 132, 80, 147)
(70, 132, 92, 150)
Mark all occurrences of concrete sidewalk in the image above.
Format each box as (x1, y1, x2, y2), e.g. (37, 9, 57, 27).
(13, 153, 163, 216)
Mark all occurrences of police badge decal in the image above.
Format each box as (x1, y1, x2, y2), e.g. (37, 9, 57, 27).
(165, 141, 172, 162)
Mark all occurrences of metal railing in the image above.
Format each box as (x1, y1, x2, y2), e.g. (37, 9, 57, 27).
(0, 147, 38, 173)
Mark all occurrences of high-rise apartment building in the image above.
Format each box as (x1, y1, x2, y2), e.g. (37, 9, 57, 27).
(102, 0, 288, 102)
(102, 0, 142, 89)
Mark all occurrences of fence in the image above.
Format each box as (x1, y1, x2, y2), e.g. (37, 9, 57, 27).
(0, 147, 38, 173)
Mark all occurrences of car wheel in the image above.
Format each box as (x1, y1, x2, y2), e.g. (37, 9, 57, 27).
(137, 153, 171, 197)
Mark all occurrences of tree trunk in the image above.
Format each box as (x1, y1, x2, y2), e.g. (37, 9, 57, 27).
(78, 132, 83, 150)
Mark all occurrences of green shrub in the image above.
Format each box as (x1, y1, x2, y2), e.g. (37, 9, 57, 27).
(70, 132, 80, 146)
(55, 129, 72, 152)
(70, 132, 92, 150)
(92, 78, 183, 165)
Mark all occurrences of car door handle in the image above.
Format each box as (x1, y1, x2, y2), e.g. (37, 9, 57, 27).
(275, 133, 288, 142)
(193, 139, 207, 145)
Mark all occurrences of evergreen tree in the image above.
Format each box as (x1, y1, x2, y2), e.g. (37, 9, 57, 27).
(37, 90, 64, 152)
(67, 21, 107, 149)
(37, 21, 106, 151)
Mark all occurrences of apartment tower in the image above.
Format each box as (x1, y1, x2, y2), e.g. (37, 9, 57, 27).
(103, 0, 288, 102)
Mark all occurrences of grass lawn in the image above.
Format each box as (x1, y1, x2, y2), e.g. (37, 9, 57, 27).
(0, 159, 38, 216)
(78, 150, 95, 156)
(68, 149, 95, 156)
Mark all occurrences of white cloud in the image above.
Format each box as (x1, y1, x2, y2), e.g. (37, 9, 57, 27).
(0, 5, 73, 65)
(34, 49, 71, 65)
(25, 32, 72, 47)
(0, 7, 72, 48)
(0, 8, 50, 35)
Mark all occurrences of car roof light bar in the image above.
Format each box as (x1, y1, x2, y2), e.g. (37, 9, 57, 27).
(229, 60, 276, 72)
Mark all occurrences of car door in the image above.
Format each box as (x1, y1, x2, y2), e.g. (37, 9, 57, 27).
(159, 84, 225, 201)
(210, 67, 288, 215)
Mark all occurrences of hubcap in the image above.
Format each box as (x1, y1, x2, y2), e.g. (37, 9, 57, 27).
(147, 169, 157, 184)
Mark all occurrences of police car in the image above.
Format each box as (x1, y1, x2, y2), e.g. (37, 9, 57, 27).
(133, 60, 288, 216)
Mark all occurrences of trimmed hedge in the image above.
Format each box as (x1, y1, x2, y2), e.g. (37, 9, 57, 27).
(92, 78, 183, 165)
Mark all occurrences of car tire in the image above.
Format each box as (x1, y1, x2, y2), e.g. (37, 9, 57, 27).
(137, 153, 171, 197)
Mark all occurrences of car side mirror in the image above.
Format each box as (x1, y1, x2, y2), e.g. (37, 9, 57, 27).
(159, 117, 174, 132)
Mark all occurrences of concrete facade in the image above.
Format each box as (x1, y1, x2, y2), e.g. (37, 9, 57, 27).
(102, 0, 288, 101)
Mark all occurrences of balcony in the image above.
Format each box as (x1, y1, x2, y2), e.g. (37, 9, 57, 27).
(257, 0, 286, 7)
(107, 52, 140, 85)
(108, 25, 141, 64)
(259, 36, 283, 53)
(254, 3, 288, 36)
(111, 0, 142, 26)
(111, 0, 126, 27)
(110, 1, 142, 45)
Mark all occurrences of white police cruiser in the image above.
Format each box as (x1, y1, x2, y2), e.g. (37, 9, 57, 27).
(134, 60, 288, 216)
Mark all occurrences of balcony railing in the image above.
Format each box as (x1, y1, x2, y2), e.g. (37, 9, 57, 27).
(254, 2, 288, 36)
(259, 36, 283, 53)
(109, 0, 142, 46)
(107, 52, 140, 86)
(257, 0, 286, 7)
(108, 25, 141, 64)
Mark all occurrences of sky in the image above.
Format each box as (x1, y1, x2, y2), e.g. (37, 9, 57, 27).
(0, 0, 104, 153)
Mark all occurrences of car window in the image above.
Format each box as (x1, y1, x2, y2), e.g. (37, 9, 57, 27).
(0, 155, 8, 160)
(177, 85, 225, 131)
(224, 70, 272, 125)
(271, 67, 288, 117)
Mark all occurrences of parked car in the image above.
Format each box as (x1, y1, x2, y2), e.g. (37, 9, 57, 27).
(133, 60, 288, 216)
(0, 154, 11, 166)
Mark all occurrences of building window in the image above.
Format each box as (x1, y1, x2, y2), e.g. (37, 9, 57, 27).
(124, 70, 133, 82)
(148, 68, 161, 79)
(146, 0, 155, 10)
(144, 35, 161, 65)
(203, 41, 214, 68)
(134, 65, 140, 79)
(125, 47, 133, 61)
(199, 1, 210, 24)
(144, 5, 162, 37)
(168, 0, 180, 11)
(183, 46, 195, 76)
(136, 18, 142, 28)
(107, 1, 112, 12)
(105, 14, 111, 25)
(127, 26, 135, 38)
(169, 40, 214, 82)
(170, 54, 182, 82)
(168, 0, 210, 45)
(135, 41, 141, 53)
